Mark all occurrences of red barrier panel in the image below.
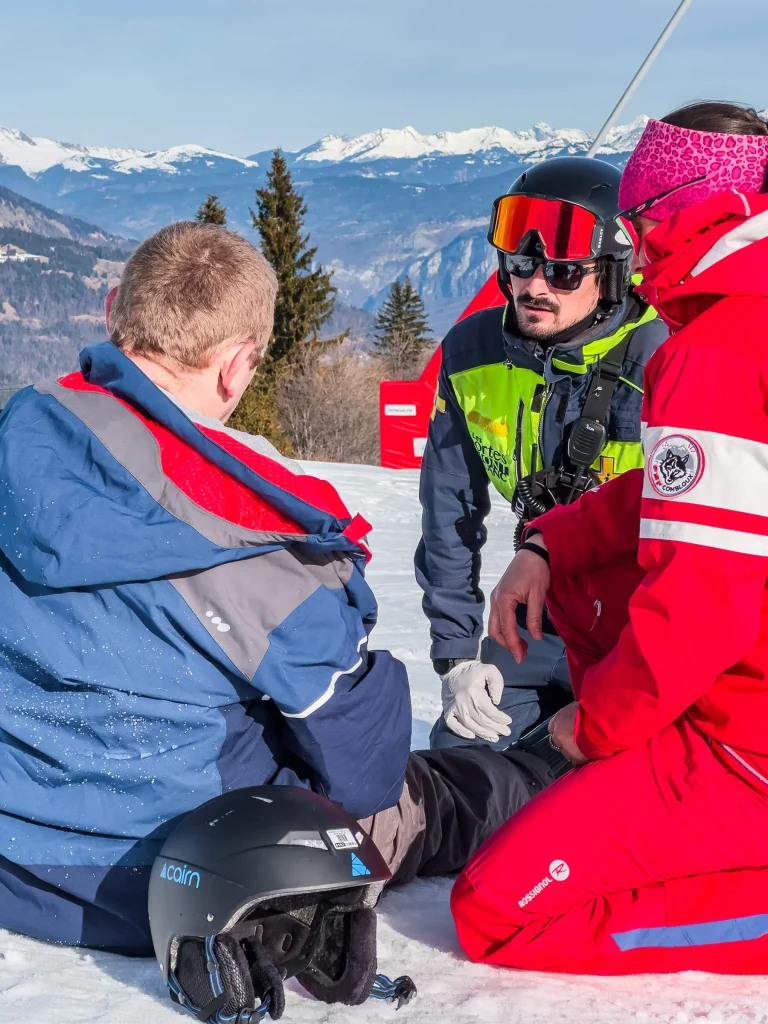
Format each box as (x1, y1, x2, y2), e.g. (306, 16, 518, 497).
(379, 275, 506, 468)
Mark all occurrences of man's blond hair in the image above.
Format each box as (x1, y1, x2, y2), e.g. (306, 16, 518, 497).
(109, 221, 277, 370)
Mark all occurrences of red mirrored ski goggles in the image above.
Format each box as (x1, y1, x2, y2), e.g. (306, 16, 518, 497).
(488, 194, 609, 261)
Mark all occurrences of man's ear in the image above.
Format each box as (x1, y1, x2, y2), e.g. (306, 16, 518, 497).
(219, 341, 257, 398)
(105, 286, 118, 333)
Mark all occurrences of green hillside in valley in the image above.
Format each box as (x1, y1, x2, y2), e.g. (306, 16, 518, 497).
(0, 188, 134, 388)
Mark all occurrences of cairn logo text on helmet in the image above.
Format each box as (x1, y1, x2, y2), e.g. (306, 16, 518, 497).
(148, 787, 408, 1020)
(160, 861, 201, 889)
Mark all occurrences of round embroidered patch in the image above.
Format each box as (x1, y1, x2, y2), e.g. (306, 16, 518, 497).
(648, 434, 704, 497)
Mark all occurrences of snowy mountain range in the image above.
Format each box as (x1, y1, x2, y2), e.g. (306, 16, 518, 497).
(0, 127, 261, 178)
(294, 119, 650, 165)
(0, 117, 650, 333)
(0, 120, 648, 176)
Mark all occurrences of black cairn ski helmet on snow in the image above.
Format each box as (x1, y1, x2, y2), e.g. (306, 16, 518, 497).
(149, 786, 416, 1023)
(488, 156, 634, 306)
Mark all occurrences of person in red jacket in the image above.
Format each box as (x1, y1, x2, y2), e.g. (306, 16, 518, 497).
(450, 101, 768, 975)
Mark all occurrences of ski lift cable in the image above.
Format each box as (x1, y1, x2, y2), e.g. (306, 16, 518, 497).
(586, 0, 695, 158)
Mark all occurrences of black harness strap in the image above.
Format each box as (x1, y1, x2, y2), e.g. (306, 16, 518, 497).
(578, 332, 634, 437)
(566, 332, 634, 473)
(512, 329, 637, 543)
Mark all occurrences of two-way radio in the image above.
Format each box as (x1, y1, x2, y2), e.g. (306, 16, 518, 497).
(512, 332, 633, 548)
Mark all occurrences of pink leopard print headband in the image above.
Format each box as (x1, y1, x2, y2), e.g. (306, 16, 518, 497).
(618, 118, 768, 222)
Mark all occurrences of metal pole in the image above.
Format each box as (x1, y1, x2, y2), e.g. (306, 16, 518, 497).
(587, 0, 695, 157)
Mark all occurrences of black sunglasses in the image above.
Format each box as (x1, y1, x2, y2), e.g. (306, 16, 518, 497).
(504, 254, 599, 292)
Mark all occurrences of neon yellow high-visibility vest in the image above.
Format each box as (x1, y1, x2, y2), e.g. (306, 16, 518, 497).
(448, 306, 655, 503)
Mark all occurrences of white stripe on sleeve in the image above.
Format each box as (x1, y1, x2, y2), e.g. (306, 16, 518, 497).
(640, 518, 768, 557)
(642, 425, 768, 517)
(282, 635, 369, 720)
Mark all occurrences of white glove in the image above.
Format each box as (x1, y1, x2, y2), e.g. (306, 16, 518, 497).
(440, 660, 512, 743)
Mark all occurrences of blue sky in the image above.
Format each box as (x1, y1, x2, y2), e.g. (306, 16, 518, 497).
(2, 0, 766, 154)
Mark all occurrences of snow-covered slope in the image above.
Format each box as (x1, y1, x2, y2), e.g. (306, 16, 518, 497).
(2, 461, 768, 1023)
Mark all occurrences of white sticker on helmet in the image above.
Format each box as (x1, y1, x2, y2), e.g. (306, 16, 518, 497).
(326, 828, 359, 850)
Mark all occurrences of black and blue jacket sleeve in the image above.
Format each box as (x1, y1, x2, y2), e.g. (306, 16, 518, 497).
(415, 355, 492, 662)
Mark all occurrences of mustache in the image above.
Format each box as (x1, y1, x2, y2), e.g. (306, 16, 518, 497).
(516, 293, 559, 314)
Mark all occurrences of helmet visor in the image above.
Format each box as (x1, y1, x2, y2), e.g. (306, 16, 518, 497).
(489, 195, 599, 261)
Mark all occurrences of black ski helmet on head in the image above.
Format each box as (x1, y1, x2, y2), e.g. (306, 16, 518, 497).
(149, 786, 415, 1023)
(490, 156, 634, 306)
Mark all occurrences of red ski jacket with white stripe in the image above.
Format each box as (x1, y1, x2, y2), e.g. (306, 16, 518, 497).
(532, 190, 768, 788)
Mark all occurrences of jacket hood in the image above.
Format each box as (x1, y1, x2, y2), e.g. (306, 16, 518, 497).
(636, 190, 768, 331)
(0, 343, 369, 589)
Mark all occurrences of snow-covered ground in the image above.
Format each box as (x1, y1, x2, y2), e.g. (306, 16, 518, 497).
(2, 462, 768, 1023)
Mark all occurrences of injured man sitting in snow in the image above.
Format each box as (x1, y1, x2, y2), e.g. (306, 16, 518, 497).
(0, 219, 557, 957)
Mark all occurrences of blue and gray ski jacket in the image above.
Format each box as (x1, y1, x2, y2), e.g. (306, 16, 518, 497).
(0, 342, 411, 953)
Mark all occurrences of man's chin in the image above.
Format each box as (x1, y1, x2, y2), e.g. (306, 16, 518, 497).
(517, 313, 560, 340)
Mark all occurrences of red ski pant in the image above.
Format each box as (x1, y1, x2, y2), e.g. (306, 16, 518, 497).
(451, 557, 768, 974)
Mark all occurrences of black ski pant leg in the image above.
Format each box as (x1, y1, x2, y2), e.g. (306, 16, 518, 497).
(360, 747, 554, 886)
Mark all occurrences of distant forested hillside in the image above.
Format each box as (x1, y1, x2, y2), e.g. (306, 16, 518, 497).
(0, 182, 378, 390)
(0, 223, 132, 386)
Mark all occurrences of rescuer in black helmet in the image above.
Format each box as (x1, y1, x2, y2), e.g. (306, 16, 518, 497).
(494, 156, 637, 307)
(417, 155, 668, 750)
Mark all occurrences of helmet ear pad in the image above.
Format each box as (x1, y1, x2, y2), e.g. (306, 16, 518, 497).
(296, 907, 378, 1007)
(172, 890, 381, 1018)
(600, 257, 631, 307)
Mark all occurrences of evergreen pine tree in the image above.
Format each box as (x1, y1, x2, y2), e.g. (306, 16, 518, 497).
(374, 277, 432, 377)
(253, 149, 335, 364)
(229, 150, 336, 444)
(195, 194, 227, 226)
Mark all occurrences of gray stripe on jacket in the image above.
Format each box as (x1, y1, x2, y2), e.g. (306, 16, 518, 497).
(38, 380, 357, 685)
(36, 380, 306, 550)
(169, 547, 352, 681)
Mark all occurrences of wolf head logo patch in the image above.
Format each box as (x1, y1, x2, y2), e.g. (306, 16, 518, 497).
(648, 434, 704, 498)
